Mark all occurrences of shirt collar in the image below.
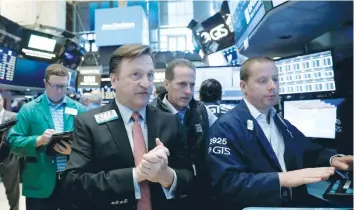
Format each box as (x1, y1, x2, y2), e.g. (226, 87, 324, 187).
(243, 98, 276, 120)
(162, 94, 189, 115)
(115, 98, 146, 125)
(45, 92, 67, 107)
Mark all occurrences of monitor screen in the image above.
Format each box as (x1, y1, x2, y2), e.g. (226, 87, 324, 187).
(13, 58, 50, 88)
(276, 51, 336, 95)
(207, 51, 228, 66)
(284, 98, 345, 139)
(231, 0, 267, 49)
(28, 34, 57, 52)
(195, 66, 244, 100)
(0, 47, 16, 84)
(67, 68, 78, 91)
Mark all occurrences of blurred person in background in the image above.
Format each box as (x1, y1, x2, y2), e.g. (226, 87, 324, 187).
(79, 91, 102, 110)
(0, 93, 19, 210)
(150, 59, 218, 210)
(199, 79, 230, 118)
(79, 93, 91, 106)
(8, 64, 86, 210)
(86, 90, 102, 110)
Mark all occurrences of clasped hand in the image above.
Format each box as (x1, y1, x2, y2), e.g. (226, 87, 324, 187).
(136, 138, 174, 188)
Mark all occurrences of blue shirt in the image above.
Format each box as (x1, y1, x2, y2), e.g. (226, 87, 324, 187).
(45, 93, 68, 172)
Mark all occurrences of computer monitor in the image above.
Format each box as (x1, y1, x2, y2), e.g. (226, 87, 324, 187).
(276, 50, 336, 95)
(283, 98, 345, 139)
(67, 68, 78, 91)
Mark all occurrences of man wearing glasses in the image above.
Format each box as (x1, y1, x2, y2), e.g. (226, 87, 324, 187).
(8, 64, 86, 210)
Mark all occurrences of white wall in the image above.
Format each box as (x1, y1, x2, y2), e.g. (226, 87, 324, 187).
(0, 0, 66, 30)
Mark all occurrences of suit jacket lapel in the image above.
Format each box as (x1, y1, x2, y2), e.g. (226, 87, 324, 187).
(105, 102, 134, 165)
(238, 100, 282, 171)
(146, 105, 157, 151)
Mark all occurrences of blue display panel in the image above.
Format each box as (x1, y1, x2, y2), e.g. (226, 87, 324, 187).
(231, 0, 267, 48)
(12, 58, 49, 88)
(67, 68, 77, 91)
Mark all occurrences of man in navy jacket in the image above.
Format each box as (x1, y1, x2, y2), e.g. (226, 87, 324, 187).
(206, 57, 353, 209)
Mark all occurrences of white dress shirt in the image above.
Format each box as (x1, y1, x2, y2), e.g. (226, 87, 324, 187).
(244, 99, 287, 172)
(115, 99, 177, 199)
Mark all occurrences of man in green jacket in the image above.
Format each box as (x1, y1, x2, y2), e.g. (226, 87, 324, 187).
(8, 64, 86, 210)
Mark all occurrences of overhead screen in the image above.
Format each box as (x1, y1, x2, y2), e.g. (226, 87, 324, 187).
(0, 47, 16, 84)
(276, 51, 335, 95)
(13, 58, 49, 88)
(207, 45, 238, 66)
(231, 0, 268, 49)
(194, 66, 243, 100)
(67, 68, 78, 91)
(284, 98, 344, 139)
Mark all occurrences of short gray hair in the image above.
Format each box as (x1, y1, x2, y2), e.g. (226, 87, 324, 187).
(88, 91, 102, 105)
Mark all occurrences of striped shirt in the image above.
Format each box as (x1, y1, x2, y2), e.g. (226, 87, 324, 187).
(45, 94, 68, 172)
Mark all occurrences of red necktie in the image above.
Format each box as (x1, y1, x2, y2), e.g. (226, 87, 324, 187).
(132, 112, 152, 210)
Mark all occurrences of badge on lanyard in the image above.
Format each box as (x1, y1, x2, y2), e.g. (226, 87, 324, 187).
(94, 110, 119, 124)
(247, 120, 254, 131)
(65, 107, 78, 116)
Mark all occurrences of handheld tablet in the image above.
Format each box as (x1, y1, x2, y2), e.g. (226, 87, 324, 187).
(324, 179, 353, 204)
(46, 131, 73, 156)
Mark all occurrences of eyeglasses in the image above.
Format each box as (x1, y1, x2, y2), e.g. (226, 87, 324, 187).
(46, 80, 68, 90)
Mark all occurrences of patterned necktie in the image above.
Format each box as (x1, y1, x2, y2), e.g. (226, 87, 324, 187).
(131, 112, 152, 210)
(176, 112, 184, 125)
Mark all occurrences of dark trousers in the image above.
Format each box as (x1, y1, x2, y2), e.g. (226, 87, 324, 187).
(0, 154, 20, 210)
(26, 172, 64, 210)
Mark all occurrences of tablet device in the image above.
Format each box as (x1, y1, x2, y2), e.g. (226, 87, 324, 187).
(323, 179, 353, 204)
(46, 131, 73, 156)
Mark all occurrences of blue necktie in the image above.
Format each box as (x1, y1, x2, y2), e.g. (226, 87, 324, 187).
(176, 112, 184, 125)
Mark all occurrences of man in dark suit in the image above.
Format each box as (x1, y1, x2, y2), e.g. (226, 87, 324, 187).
(0, 93, 19, 210)
(206, 57, 354, 209)
(0, 139, 10, 163)
(62, 44, 193, 210)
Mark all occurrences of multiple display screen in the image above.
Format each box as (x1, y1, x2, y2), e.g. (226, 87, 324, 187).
(0, 46, 78, 89)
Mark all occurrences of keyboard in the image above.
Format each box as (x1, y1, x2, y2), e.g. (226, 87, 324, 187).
(324, 179, 353, 204)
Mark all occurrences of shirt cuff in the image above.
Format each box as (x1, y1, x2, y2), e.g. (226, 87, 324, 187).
(329, 154, 345, 166)
(161, 169, 177, 199)
(132, 168, 141, 199)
